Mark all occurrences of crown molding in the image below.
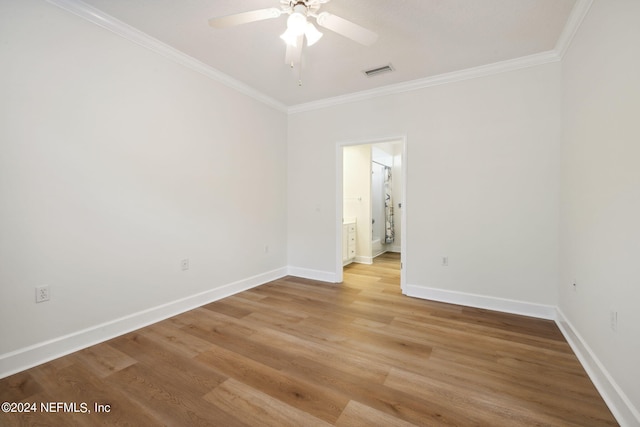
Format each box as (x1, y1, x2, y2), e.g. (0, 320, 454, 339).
(287, 50, 561, 114)
(46, 0, 592, 116)
(287, 0, 592, 114)
(554, 0, 594, 59)
(45, 0, 288, 113)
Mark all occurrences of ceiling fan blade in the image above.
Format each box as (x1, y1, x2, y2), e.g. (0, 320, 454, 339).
(208, 8, 282, 29)
(316, 12, 378, 46)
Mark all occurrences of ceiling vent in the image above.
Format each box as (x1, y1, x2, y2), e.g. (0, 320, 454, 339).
(363, 63, 394, 78)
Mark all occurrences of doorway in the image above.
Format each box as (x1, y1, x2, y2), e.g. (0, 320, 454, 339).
(336, 137, 406, 290)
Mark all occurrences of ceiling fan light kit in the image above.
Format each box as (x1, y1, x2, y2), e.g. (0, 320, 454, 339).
(208, 0, 378, 71)
(303, 22, 323, 46)
(286, 7, 308, 34)
(279, 6, 323, 47)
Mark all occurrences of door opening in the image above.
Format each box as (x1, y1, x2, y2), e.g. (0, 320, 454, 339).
(336, 137, 406, 291)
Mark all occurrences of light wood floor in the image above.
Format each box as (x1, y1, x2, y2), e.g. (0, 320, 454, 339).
(1, 253, 617, 426)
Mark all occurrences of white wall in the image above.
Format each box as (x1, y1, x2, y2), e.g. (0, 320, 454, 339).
(559, 1, 640, 423)
(288, 63, 562, 309)
(0, 0, 287, 368)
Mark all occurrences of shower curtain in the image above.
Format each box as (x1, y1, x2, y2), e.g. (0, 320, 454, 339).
(384, 167, 394, 244)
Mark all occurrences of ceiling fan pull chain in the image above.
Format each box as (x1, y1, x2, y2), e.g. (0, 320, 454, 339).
(301, 47, 307, 86)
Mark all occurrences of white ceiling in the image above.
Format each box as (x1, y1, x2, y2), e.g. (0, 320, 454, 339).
(73, 0, 578, 108)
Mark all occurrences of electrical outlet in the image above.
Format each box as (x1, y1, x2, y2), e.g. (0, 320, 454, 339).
(442, 256, 449, 266)
(181, 258, 189, 271)
(36, 285, 50, 303)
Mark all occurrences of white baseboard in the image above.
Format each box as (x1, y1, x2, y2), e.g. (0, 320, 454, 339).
(286, 266, 339, 283)
(555, 309, 640, 427)
(0, 267, 287, 380)
(354, 256, 373, 265)
(403, 283, 557, 320)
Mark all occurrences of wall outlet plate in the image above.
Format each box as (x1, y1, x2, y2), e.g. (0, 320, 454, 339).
(36, 285, 50, 303)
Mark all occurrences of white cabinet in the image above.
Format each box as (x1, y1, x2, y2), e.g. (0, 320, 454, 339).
(343, 220, 356, 265)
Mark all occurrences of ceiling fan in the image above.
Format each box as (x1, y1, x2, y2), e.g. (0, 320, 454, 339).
(208, 0, 378, 68)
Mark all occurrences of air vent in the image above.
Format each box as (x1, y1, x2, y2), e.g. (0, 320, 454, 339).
(363, 63, 394, 78)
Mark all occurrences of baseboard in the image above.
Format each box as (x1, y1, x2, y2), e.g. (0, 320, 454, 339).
(403, 283, 556, 320)
(286, 266, 339, 283)
(0, 267, 288, 380)
(555, 309, 640, 427)
(354, 256, 373, 265)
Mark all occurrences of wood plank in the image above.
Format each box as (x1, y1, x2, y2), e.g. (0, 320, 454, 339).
(72, 342, 137, 378)
(204, 378, 333, 427)
(248, 327, 391, 384)
(139, 321, 215, 358)
(195, 344, 349, 424)
(107, 333, 227, 394)
(0, 371, 42, 402)
(105, 362, 245, 427)
(335, 400, 418, 427)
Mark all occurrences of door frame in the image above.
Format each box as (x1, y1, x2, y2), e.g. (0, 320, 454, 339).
(335, 135, 407, 292)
